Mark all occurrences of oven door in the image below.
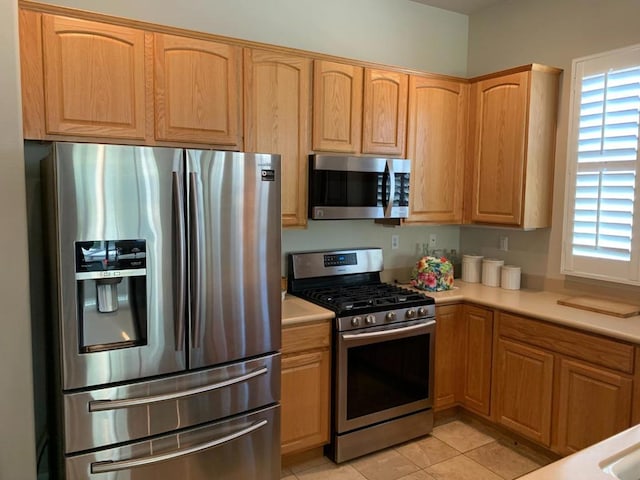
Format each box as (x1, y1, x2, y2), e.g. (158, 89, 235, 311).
(336, 318, 435, 433)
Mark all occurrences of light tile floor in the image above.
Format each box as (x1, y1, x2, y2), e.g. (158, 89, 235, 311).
(282, 418, 556, 480)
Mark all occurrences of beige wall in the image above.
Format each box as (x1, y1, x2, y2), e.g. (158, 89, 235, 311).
(0, 0, 36, 478)
(464, 0, 640, 291)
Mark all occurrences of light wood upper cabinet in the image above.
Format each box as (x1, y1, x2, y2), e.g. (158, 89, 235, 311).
(555, 358, 632, 456)
(468, 65, 560, 228)
(462, 304, 493, 416)
(362, 69, 408, 156)
(244, 48, 312, 228)
(434, 304, 463, 409)
(405, 76, 468, 224)
(154, 33, 242, 147)
(313, 60, 363, 153)
(494, 338, 554, 446)
(281, 321, 331, 456)
(312, 61, 409, 156)
(28, 14, 148, 140)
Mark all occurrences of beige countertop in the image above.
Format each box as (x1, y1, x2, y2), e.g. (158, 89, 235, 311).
(282, 280, 640, 343)
(281, 294, 334, 327)
(519, 424, 640, 480)
(420, 281, 640, 344)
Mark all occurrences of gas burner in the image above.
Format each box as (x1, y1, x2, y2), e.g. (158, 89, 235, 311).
(299, 282, 433, 316)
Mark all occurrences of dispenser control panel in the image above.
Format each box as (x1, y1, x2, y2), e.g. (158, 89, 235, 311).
(75, 239, 146, 280)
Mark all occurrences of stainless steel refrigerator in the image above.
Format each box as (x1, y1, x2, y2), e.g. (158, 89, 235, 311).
(41, 142, 281, 480)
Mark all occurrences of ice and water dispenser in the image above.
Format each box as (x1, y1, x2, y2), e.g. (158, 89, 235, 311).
(75, 239, 148, 353)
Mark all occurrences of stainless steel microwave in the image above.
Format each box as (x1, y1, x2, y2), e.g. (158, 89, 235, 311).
(308, 155, 411, 220)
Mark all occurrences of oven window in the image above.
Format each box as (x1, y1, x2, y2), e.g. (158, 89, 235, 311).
(346, 333, 430, 420)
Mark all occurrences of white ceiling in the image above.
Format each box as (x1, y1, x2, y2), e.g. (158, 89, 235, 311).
(410, 0, 503, 15)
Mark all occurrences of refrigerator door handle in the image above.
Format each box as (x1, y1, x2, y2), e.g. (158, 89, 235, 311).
(172, 171, 186, 352)
(90, 419, 268, 473)
(88, 366, 268, 412)
(189, 171, 204, 349)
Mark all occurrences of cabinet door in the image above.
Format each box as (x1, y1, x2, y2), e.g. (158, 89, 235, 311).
(154, 33, 242, 147)
(244, 49, 312, 228)
(469, 71, 529, 225)
(312, 60, 363, 153)
(434, 304, 463, 409)
(462, 305, 493, 416)
(41, 15, 147, 139)
(405, 76, 468, 224)
(281, 350, 330, 455)
(494, 338, 554, 446)
(362, 68, 408, 156)
(555, 358, 632, 455)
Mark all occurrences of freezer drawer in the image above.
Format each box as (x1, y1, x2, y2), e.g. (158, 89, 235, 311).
(65, 404, 280, 480)
(63, 354, 280, 453)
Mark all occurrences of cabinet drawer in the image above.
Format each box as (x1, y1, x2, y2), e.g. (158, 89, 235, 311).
(498, 312, 634, 374)
(282, 321, 331, 355)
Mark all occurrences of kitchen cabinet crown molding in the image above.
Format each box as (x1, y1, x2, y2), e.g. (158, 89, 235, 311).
(18, 0, 468, 82)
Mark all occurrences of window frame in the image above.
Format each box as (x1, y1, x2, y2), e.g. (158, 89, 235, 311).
(561, 43, 640, 285)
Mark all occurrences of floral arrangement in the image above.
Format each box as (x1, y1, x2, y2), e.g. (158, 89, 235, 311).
(411, 256, 454, 292)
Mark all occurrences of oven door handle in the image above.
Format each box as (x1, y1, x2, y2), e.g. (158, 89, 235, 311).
(341, 319, 435, 341)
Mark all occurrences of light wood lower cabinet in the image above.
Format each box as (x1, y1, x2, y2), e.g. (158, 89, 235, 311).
(462, 304, 493, 416)
(494, 338, 554, 446)
(281, 321, 331, 456)
(494, 311, 635, 455)
(434, 304, 463, 409)
(555, 358, 632, 455)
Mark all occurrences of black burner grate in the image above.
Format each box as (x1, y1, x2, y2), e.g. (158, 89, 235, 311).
(300, 283, 433, 315)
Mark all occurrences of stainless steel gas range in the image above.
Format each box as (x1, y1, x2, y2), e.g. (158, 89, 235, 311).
(287, 248, 436, 463)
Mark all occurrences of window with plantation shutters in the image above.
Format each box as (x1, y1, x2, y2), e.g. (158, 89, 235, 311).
(562, 44, 640, 285)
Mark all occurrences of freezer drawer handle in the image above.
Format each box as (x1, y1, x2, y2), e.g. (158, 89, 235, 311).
(88, 367, 268, 412)
(91, 419, 268, 473)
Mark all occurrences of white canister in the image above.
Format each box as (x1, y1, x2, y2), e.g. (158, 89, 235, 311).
(462, 255, 483, 283)
(501, 265, 521, 290)
(482, 258, 504, 287)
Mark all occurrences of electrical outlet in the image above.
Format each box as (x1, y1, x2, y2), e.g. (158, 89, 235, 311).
(391, 234, 399, 250)
(429, 234, 437, 248)
(499, 235, 509, 251)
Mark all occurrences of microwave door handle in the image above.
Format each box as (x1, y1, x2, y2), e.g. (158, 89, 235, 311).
(172, 172, 186, 352)
(189, 172, 204, 349)
(90, 419, 268, 473)
(384, 159, 395, 218)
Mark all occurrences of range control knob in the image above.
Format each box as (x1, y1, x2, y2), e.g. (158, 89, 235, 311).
(351, 317, 362, 327)
(405, 309, 416, 319)
(417, 307, 427, 317)
(385, 311, 397, 322)
(365, 315, 376, 325)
